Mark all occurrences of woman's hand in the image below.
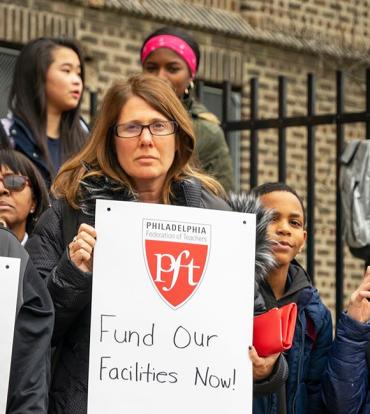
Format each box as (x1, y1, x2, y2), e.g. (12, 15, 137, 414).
(68, 223, 97, 273)
(249, 345, 280, 381)
(347, 266, 370, 323)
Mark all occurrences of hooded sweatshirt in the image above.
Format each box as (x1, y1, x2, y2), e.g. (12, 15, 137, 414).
(253, 261, 332, 414)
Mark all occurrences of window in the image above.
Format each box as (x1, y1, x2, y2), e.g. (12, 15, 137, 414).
(0, 46, 19, 117)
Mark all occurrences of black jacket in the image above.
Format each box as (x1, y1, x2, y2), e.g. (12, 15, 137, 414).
(1, 226, 54, 414)
(254, 262, 332, 414)
(1, 116, 52, 185)
(26, 177, 231, 414)
(322, 312, 370, 414)
(0, 116, 89, 187)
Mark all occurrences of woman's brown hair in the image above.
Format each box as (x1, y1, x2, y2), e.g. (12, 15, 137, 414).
(53, 73, 224, 206)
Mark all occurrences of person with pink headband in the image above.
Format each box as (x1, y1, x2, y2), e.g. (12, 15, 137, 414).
(141, 26, 234, 192)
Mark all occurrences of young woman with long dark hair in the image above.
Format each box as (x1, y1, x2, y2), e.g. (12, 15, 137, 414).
(0, 37, 88, 186)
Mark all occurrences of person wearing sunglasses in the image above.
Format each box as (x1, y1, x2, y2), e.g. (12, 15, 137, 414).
(26, 73, 231, 414)
(0, 149, 49, 244)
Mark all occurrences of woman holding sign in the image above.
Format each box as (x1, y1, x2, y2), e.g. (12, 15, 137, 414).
(26, 74, 232, 413)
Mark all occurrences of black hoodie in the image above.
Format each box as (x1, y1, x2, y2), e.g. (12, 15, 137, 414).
(1, 226, 54, 413)
(258, 260, 312, 310)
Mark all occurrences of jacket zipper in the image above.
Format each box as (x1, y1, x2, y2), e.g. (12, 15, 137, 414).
(290, 314, 304, 414)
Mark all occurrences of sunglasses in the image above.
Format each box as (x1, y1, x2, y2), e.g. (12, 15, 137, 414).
(0, 174, 31, 192)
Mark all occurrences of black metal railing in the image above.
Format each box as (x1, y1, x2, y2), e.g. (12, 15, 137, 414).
(220, 69, 370, 322)
(91, 72, 370, 321)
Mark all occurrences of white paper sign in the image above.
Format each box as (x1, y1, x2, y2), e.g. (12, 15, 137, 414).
(0, 256, 20, 413)
(88, 200, 255, 413)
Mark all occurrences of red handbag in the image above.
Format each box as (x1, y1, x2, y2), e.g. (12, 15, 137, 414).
(252, 302, 298, 357)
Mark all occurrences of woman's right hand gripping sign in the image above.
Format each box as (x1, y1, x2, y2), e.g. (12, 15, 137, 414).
(69, 223, 97, 273)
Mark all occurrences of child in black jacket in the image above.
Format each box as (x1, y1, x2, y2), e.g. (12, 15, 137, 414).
(249, 182, 332, 414)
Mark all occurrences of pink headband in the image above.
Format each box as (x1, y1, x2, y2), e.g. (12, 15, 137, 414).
(141, 34, 197, 78)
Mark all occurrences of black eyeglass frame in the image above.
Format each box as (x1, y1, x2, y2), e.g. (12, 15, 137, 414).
(114, 120, 178, 139)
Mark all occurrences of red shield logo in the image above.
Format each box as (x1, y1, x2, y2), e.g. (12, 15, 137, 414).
(143, 219, 211, 309)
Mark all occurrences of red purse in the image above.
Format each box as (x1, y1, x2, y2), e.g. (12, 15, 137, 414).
(253, 303, 298, 357)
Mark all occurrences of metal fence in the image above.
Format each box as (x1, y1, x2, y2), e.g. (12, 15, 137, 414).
(215, 69, 370, 321)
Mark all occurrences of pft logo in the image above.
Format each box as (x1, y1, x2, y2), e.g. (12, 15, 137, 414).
(143, 220, 210, 309)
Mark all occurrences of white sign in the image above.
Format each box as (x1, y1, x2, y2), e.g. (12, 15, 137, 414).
(88, 200, 256, 413)
(0, 256, 20, 413)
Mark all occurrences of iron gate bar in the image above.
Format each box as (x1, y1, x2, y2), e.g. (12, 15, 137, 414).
(278, 76, 287, 183)
(367, 69, 370, 141)
(89, 91, 97, 124)
(250, 78, 259, 188)
(367, 69, 370, 269)
(335, 71, 345, 323)
(195, 79, 204, 103)
(307, 74, 316, 284)
(222, 80, 231, 143)
(224, 111, 370, 131)
(221, 68, 370, 317)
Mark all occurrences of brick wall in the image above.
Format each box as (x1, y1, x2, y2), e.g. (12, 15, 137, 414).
(0, 0, 77, 42)
(183, 0, 239, 11)
(0, 0, 369, 317)
(241, 0, 370, 50)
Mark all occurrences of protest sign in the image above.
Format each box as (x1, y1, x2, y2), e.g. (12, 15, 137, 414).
(0, 256, 20, 413)
(88, 200, 255, 413)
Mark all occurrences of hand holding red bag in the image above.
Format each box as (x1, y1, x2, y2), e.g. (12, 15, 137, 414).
(253, 302, 297, 357)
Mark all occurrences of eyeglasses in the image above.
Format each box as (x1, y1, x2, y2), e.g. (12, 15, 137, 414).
(0, 174, 30, 192)
(114, 120, 178, 139)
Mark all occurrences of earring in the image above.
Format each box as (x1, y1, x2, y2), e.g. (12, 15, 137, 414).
(30, 208, 35, 214)
(184, 80, 195, 96)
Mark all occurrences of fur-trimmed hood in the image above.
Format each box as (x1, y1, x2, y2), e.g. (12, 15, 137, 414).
(228, 192, 275, 282)
(228, 192, 275, 315)
(78, 174, 136, 217)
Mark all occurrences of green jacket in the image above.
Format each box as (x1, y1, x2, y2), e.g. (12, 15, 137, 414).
(184, 96, 234, 192)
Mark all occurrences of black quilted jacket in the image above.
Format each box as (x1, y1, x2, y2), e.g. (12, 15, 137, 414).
(1, 226, 54, 414)
(26, 177, 230, 414)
